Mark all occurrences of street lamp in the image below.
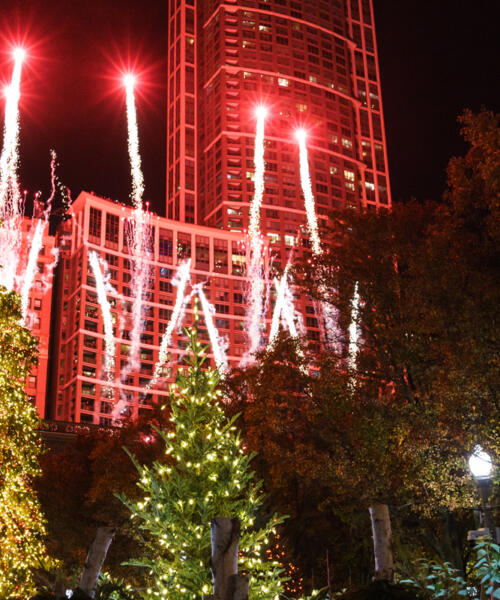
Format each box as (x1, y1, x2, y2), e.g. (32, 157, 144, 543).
(468, 445, 495, 536)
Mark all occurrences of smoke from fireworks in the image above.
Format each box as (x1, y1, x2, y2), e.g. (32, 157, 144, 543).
(243, 106, 267, 364)
(150, 260, 191, 387)
(88, 251, 116, 384)
(196, 283, 229, 374)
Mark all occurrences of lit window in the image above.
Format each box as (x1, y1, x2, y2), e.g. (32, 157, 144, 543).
(344, 169, 355, 181)
(278, 77, 289, 87)
(342, 137, 353, 149)
(267, 233, 281, 244)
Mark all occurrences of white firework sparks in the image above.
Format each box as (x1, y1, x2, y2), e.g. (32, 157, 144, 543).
(88, 251, 116, 384)
(150, 260, 191, 387)
(296, 129, 321, 256)
(196, 283, 229, 374)
(244, 105, 267, 363)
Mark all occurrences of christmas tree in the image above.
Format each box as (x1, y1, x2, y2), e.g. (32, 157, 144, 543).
(0, 288, 53, 596)
(121, 320, 285, 600)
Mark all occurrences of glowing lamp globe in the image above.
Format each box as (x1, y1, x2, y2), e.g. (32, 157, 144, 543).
(255, 105, 268, 119)
(123, 73, 136, 90)
(295, 128, 307, 143)
(468, 445, 493, 480)
(12, 47, 26, 63)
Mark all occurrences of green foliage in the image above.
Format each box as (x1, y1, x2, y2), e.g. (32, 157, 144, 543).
(336, 581, 420, 600)
(472, 538, 500, 599)
(399, 560, 469, 599)
(398, 537, 500, 600)
(94, 572, 136, 600)
(120, 324, 285, 600)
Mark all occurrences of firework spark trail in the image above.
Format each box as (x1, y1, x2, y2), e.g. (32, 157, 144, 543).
(196, 283, 229, 374)
(122, 209, 151, 380)
(20, 219, 44, 321)
(296, 130, 343, 350)
(0, 49, 24, 217)
(20, 152, 58, 321)
(243, 106, 267, 364)
(41, 247, 59, 295)
(296, 130, 321, 256)
(348, 282, 360, 371)
(149, 260, 191, 387)
(88, 251, 116, 383)
(0, 50, 25, 292)
(268, 266, 291, 348)
(124, 75, 144, 210)
(122, 75, 152, 382)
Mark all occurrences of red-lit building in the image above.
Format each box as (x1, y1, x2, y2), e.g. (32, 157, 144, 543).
(44, 0, 392, 424)
(167, 0, 391, 236)
(19, 218, 57, 416)
(48, 192, 266, 424)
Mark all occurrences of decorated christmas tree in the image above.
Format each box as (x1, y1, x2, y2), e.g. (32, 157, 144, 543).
(121, 319, 285, 600)
(0, 288, 53, 596)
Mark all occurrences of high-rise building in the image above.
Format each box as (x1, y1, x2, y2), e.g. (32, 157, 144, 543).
(166, 0, 391, 247)
(48, 192, 267, 424)
(20, 218, 56, 417)
(43, 0, 392, 425)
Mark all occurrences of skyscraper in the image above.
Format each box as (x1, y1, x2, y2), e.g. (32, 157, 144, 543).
(45, 0, 392, 424)
(49, 192, 265, 424)
(166, 0, 391, 249)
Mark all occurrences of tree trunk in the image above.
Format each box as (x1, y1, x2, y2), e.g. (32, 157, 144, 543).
(79, 526, 115, 597)
(369, 504, 394, 581)
(210, 517, 240, 600)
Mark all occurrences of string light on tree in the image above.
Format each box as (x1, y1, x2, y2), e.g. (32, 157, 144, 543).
(120, 321, 285, 600)
(0, 288, 54, 595)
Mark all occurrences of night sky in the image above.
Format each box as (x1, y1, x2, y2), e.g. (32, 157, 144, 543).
(0, 0, 499, 216)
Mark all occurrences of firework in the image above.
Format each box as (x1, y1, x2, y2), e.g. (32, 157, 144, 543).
(88, 251, 116, 384)
(244, 106, 267, 363)
(196, 283, 228, 374)
(150, 260, 191, 387)
(296, 129, 321, 256)
(348, 282, 360, 371)
(123, 74, 144, 210)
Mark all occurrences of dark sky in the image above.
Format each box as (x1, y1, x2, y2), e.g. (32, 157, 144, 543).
(0, 0, 499, 215)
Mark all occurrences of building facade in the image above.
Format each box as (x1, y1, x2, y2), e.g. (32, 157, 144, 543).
(49, 192, 267, 424)
(40, 0, 392, 424)
(20, 218, 56, 417)
(166, 0, 391, 247)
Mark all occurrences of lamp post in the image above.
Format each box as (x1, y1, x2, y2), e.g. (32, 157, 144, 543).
(468, 445, 495, 536)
